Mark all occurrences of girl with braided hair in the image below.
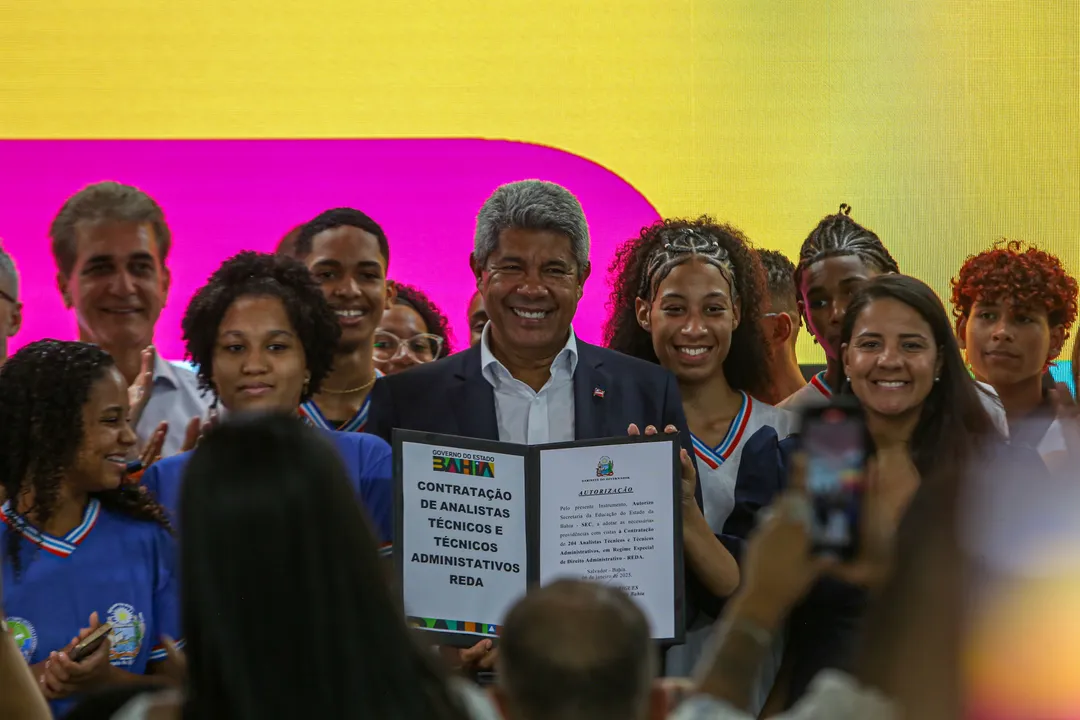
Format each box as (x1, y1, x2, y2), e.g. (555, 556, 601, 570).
(606, 217, 796, 703)
(0, 340, 179, 717)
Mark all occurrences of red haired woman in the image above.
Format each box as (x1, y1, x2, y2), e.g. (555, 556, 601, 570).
(951, 240, 1078, 468)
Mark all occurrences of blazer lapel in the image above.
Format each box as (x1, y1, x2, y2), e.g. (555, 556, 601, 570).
(451, 345, 500, 441)
(573, 342, 614, 440)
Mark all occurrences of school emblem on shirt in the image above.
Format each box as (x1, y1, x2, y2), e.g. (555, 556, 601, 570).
(596, 456, 614, 477)
(107, 603, 146, 667)
(5, 617, 37, 661)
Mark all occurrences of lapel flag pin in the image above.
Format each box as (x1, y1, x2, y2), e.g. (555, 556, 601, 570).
(593, 387, 605, 398)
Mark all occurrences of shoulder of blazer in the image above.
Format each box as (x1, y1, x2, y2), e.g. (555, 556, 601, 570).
(383, 345, 481, 391)
(576, 340, 672, 385)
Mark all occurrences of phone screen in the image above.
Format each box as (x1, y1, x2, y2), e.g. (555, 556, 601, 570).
(803, 407, 867, 560)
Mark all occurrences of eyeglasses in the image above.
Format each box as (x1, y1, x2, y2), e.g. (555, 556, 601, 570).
(373, 330, 444, 363)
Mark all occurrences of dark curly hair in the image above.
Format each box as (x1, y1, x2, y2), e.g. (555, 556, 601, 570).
(793, 204, 899, 298)
(950, 240, 1079, 339)
(391, 283, 454, 358)
(182, 252, 341, 403)
(604, 216, 772, 397)
(0, 340, 171, 575)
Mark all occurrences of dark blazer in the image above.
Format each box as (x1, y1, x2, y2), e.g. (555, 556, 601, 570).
(368, 340, 696, 462)
(369, 340, 709, 634)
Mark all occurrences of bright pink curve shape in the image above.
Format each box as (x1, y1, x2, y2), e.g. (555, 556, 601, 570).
(0, 139, 661, 360)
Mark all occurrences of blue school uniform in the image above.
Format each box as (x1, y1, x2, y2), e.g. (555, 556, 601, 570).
(1, 499, 181, 717)
(141, 429, 394, 552)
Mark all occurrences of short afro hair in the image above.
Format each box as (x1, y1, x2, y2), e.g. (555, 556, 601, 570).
(294, 208, 390, 267)
(182, 252, 341, 403)
(391, 283, 454, 359)
(604, 216, 773, 398)
(951, 240, 1079, 339)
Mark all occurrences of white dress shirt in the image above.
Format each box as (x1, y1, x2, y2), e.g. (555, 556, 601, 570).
(135, 353, 214, 457)
(479, 324, 578, 445)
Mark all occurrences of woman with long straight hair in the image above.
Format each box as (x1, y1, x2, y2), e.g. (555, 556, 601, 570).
(781, 274, 1001, 706)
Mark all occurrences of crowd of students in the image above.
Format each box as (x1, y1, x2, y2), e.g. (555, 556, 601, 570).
(0, 178, 1077, 718)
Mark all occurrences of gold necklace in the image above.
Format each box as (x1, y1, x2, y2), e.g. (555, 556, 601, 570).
(320, 373, 377, 395)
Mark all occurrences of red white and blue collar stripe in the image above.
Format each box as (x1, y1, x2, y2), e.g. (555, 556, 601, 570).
(0, 498, 101, 558)
(298, 370, 382, 433)
(810, 371, 833, 399)
(691, 392, 753, 470)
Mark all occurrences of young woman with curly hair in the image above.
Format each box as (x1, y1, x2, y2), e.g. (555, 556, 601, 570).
(139, 252, 393, 547)
(375, 283, 454, 376)
(605, 217, 796, 702)
(0, 340, 179, 717)
(951, 240, 1079, 466)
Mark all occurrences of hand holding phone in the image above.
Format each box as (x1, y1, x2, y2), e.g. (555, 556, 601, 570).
(39, 614, 114, 699)
(799, 398, 871, 561)
(67, 622, 112, 662)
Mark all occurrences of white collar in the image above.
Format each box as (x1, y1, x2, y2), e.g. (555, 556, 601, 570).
(479, 322, 579, 380)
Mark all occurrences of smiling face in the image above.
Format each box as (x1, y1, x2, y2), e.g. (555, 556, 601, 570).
(636, 259, 739, 385)
(67, 366, 138, 493)
(843, 297, 942, 420)
(374, 303, 440, 375)
(800, 254, 880, 361)
(959, 299, 1063, 389)
(471, 228, 588, 357)
(305, 226, 393, 353)
(58, 220, 170, 353)
(211, 295, 309, 413)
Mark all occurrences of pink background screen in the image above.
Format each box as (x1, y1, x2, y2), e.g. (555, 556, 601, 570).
(0, 139, 661, 360)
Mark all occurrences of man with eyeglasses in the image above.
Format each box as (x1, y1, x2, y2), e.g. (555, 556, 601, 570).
(374, 283, 452, 376)
(0, 244, 22, 365)
(291, 208, 394, 432)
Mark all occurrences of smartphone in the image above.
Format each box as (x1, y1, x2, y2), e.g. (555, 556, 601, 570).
(800, 398, 870, 560)
(68, 622, 113, 662)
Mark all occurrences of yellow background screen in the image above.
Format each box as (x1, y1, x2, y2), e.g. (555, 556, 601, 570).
(1, 0, 1077, 364)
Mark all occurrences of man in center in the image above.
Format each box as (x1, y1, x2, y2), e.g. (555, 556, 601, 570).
(370, 179, 693, 448)
(368, 180, 697, 669)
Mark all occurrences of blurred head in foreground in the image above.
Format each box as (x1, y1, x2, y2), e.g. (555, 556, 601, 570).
(179, 412, 468, 720)
(495, 579, 663, 720)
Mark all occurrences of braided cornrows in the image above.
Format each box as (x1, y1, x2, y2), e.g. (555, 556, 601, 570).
(0, 340, 171, 575)
(793, 204, 899, 294)
(605, 216, 772, 397)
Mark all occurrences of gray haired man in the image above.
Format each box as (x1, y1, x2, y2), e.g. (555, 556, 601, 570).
(369, 179, 698, 676)
(0, 244, 22, 365)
